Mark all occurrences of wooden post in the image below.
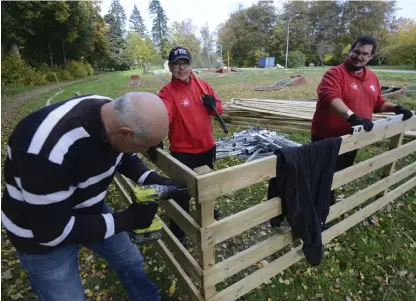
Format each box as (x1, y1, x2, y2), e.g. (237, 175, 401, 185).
(194, 165, 217, 299)
(379, 132, 404, 196)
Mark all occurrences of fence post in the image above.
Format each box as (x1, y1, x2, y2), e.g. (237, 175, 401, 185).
(378, 132, 404, 197)
(194, 165, 216, 299)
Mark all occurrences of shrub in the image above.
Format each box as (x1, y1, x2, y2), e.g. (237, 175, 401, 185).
(59, 70, 74, 80)
(84, 62, 94, 76)
(66, 60, 87, 78)
(287, 51, 306, 68)
(1, 54, 48, 86)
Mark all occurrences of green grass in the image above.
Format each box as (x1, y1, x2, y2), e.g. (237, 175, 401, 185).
(1, 68, 416, 301)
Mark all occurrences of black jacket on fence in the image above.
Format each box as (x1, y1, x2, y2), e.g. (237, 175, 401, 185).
(267, 137, 342, 266)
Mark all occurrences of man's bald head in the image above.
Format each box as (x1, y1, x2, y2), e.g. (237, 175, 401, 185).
(101, 92, 168, 154)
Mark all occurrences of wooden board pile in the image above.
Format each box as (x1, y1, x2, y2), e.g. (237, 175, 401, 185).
(222, 98, 416, 137)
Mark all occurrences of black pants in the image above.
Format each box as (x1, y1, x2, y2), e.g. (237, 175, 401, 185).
(169, 146, 216, 240)
(311, 135, 357, 205)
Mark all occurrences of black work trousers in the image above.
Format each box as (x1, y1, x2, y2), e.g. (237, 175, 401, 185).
(311, 135, 357, 205)
(169, 146, 216, 240)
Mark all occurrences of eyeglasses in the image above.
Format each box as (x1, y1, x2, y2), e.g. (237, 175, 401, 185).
(351, 50, 372, 58)
(171, 62, 191, 69)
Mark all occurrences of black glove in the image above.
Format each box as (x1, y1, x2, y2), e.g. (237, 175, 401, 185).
(201, 94, 216, 110)
(347, 114, 374, 132)
(114, 201, 158, 232)
(147, 141, 164, 162)
(394, 105, 413, 121)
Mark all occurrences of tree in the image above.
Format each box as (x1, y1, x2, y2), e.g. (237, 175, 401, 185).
(149, 0, 169, 58)
(168, 19, 201, 66)
(124, 32, 157, 67)
(200, 23, 215, 66)
(217, 2, 277, 66)
(381, 18, 416, 68)
(104, 0, 128, 69)
(129, 4, 147, 36)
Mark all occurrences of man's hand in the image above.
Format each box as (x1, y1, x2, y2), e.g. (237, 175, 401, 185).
(347, 114, 374, 132)
(147, 141, 164, 162)
(394, 105, 413, 121)
(201, 94, 216, 109)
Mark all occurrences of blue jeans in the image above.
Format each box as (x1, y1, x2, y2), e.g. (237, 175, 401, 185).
(16, 203, 160, 301)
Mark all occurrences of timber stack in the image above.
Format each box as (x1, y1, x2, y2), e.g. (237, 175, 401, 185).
(222, 98, 416, 138)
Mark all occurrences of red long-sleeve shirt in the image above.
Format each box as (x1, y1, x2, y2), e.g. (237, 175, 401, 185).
(158, 76, 224, 154)
(311, 60, 386, 138)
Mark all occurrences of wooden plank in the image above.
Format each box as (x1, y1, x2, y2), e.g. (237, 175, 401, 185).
(206, 176, 416, 301)
(154, 240, 205, 301)
(161, 220, 202, 285)
(203, 232, 293, 287)
(203, 162, 416, 288)
(196, 156, 276, 201)
(379, 133, 404, 196)
(194, 166, 217, 299)
(200, 197, 281, 249)
(117, 173, 201, 245)
(114, 175, 204, 297)
(332, 139, 416, 189)
(160, 199, 200, 245)
(144, 149, 199, 198)
(339, 116, 416, 154)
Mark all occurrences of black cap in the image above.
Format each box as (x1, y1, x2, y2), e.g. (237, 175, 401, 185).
(168, 46, 192, 63)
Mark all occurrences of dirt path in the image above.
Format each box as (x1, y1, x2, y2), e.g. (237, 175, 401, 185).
(12, 73, 109, 103)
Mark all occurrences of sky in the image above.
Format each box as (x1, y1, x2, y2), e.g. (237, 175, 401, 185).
(99, 0, 416, 38)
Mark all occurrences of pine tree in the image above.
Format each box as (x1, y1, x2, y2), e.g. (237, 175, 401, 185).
(129, 4, 147, 36)
(104, 0, 129, 69)
(148, 0, 169, 58)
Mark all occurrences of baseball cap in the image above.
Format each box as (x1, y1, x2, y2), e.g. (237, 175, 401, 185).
(168, 46, 192, 63)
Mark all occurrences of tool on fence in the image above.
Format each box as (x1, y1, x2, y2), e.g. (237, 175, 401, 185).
(351, 111, 416, 135)
(191, 71, 229, 134)
(129, 184, 187, 244)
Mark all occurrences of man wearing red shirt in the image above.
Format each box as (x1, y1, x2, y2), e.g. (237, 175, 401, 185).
(149, 46, 224, 241)
(312, 36, 413, 205)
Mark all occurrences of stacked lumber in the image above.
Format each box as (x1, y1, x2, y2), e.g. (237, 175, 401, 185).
(223, 98, 416, 137)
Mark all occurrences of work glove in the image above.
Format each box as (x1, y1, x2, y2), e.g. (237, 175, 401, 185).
(347, 114, 374, 132)
(114, 201, 158, 232)
(201, 94, 216, 110)
(394, 105, 413, 121)
(147, 141, 164, 162)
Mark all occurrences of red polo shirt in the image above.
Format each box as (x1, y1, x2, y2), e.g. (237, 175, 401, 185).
(311, 60, 386, 138)
(158, 76, 224, 154)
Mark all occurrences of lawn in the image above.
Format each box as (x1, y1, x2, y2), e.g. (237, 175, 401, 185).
(1, 68, 415, 301)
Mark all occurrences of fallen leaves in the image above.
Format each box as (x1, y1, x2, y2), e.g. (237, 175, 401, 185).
(168, 280, 176, 297)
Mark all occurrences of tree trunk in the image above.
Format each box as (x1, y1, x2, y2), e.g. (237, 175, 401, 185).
(10, 40, 20, 58)
(62, 39, 67, 67)
(48, 41, 54, 67)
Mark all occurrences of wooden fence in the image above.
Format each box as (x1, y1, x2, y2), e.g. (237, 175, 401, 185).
(114, 115, 416, 301)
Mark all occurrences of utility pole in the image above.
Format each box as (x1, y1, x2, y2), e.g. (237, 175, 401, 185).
(285, 14, 300, 69)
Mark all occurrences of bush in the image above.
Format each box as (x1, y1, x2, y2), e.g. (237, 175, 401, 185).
(1, 54, 48, 86)
(84, 62, 94, 76)
(287, 51, 306, 68)
(66, 60, 87, 78)
(59, 70, 74, 80)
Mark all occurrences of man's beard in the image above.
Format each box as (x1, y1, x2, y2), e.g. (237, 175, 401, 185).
(347, 58, 364, 72)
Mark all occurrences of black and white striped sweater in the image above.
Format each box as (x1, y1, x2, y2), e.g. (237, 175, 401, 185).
(2, 95, 164, 254)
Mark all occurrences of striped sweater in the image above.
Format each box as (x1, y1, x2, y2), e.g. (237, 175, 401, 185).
(2, 95, 162, 254)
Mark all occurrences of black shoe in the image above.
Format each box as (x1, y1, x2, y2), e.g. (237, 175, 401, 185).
(214, 208, 221, 220)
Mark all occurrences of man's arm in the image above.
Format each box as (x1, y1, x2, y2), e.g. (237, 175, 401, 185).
(158, 87, 175, 125)
(18, 154, 155, 247)
(201, 80, 224, 115)
(118, 153, 178, 186)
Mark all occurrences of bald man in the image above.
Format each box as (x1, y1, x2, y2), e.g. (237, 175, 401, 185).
(2, 92, 179, 301)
